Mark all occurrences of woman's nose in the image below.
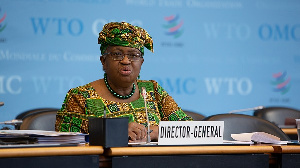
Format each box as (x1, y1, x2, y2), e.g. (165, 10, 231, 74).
(120, 55, 131, 64)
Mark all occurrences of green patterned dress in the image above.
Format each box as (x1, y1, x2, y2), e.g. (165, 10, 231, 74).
(55, 80, 192, 133)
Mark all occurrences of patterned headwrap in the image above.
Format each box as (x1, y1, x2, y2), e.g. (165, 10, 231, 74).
(98, 22, 154, 55)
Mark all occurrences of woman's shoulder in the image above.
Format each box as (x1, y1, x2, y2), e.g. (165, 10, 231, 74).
(137, 80, 158, 88)
(137, 79, 158, 85)
(66, 83, 94, 94)
(137, 80, 165, 92)
(137, 79, 157, 84)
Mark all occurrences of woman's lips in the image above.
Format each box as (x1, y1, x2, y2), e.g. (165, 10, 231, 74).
(120, 67, 132, 75)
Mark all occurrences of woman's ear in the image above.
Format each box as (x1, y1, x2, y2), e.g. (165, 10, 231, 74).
(100, 56, 106, 71)
(100, 56, 106, 65)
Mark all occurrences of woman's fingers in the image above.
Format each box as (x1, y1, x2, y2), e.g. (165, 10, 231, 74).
(128, 122, 147, 141)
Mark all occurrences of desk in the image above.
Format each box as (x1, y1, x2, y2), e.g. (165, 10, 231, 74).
(0, 145, 103, 168)
(279, 145, 300, 168)
(1, 144, 300, 168)
(282, 128, 297, 135)
(105, 145, 274, 168)
(281, 128, 298, 140)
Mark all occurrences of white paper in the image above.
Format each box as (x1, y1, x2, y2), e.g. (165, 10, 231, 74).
(0, 130, 86, 144)
(158, 121, 224, 145)
(231, 132, 288, 144)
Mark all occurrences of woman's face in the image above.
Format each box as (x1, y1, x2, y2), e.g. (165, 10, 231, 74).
(101, 46, 144, 85)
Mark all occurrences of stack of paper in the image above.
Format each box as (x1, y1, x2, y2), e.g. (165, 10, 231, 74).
(231, 132, 288, 144)
(0, 130, 87, 145)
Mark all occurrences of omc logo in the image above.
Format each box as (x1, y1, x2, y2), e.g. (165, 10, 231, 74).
(163, 15, 184, 38)
(0, 11, 7, 33)
(271, 71, 291, 95)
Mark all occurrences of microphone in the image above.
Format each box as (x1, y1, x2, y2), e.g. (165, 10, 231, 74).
(103, 106, 107, 118)
(141, 87, 151, 144)
(0, 102, 4, 107)
(0, 119, 23, 125)
(228, 106, 264, 114)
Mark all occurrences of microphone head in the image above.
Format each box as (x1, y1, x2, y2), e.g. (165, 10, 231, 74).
(255, 106, 265, 110)
(10, 119, 23, 124)
(141, 87, 147, 99)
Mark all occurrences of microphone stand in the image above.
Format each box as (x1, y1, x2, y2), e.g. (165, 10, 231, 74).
(141, 87, 151, 144)
(0, 119, 23, 130)
(0, 102, 23, 130)
(0, 119, 23, 125)
(228, 106, 264, 114)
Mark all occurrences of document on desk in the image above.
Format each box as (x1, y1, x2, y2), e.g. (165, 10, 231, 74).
(231, 132, 288, 144)
(0, 130, 87, 145)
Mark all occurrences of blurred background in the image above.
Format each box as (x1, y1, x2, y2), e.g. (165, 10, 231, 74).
(0, 0, 299, 121)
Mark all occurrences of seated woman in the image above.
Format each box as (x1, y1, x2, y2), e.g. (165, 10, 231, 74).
(55, 22, 192, 142)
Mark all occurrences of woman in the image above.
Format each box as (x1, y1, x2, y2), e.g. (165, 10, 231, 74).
(55, 22, 192, 142)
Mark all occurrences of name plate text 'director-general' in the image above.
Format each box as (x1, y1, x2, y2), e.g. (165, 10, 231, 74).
(158, 121, 224, 145)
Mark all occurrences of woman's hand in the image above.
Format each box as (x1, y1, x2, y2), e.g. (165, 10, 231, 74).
(128, 122, 159, 142)
(128, 122, 147, 142)
(149, 125, 159, 142)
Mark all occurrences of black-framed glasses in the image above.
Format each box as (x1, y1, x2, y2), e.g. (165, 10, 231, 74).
(102, 52, 143, 61)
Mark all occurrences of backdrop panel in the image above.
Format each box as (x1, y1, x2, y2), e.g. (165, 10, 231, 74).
(0, 0, 299, 121)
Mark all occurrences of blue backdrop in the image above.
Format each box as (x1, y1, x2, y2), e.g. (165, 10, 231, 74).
(0, 0, 300, 122)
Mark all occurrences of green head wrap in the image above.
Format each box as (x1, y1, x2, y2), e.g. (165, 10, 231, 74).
(98, 22, 154, 55)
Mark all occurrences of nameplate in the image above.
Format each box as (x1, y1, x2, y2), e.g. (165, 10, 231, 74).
(158, 121, 224, 145)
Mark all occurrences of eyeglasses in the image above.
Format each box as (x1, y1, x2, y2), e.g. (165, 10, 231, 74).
(103, 52, 143, 61)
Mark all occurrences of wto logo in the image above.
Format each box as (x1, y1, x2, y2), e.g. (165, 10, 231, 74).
(271, 71, 291, 95)
(163, 15, 184, 38)
(0, 11, 7, 33)
(31, 18, 84, 36)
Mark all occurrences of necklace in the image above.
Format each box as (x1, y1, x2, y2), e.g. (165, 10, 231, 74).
(104, 73, 136, 99)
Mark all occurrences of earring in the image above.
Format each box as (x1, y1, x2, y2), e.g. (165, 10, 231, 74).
(137, 75, 140, 79)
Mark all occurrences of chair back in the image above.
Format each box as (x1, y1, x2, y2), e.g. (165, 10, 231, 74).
(183, 110, 205, 121)
(15, 108, 59, 120)
(203, 113, 290, 141)
(253, 107, 300, 126)
(16, 108, 59, 131)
